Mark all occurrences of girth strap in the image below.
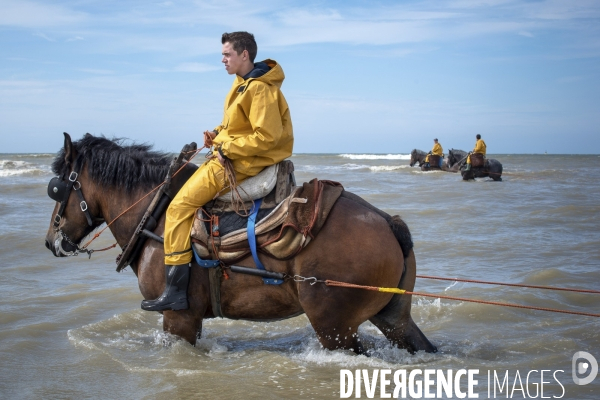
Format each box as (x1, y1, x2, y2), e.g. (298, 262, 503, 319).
(192, 246, 223, 318)
(248, 199, 283, 285)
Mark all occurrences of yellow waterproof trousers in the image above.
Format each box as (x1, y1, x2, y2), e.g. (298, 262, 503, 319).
(164, 158, 249, 265)
(466, 153, 482, 164)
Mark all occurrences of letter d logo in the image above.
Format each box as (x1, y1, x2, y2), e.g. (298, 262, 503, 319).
(572, 351, 598, 385)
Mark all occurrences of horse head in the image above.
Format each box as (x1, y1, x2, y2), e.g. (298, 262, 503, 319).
(409, 149, 419, 167)
(45, 133, 107, 257)
(447, 149, 456, 166)
(448, 149, 467, 168)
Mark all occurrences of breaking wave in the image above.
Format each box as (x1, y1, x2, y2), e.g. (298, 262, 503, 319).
(339, 154, 411, 160)
(0, 159, 50, 177)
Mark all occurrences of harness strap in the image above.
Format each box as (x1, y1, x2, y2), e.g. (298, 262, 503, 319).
(73, 182, 94, 226)
(53, 160, 81, 228)
(191, 246, 223, 317)
(248, 198, 283, 285)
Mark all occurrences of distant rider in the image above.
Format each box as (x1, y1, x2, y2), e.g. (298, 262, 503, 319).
(465, 134, 486, 171)
(424, 138, 443, 168)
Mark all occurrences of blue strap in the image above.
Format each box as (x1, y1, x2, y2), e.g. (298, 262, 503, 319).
(192, 245, 220, 268)
(248, 198, 283, 285)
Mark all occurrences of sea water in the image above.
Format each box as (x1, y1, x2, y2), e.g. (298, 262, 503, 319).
(0, 152, 598, 399)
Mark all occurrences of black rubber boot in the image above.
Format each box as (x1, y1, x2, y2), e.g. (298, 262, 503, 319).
(141, 263, 190, 311)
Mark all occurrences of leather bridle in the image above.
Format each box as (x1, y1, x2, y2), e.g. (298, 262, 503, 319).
(47, 155, 103, 255)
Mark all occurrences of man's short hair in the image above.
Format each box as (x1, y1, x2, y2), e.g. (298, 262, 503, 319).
(222, 31, 257, 62)
(476, 134, 481, 139)
(434, 138, 438, 141)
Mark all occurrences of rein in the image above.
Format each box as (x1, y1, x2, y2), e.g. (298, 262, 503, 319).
(50, 146, 205, 258)
(81, 147, 204, 251)
(219, 157, 254, 217)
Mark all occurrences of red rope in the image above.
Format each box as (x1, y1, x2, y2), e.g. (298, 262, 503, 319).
(324, 280, 600, 318)
(416, 274, 600, 294)
(406, 290, 600, 318)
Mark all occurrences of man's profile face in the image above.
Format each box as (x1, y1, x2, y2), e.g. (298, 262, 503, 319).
(221, 42, 247, 75)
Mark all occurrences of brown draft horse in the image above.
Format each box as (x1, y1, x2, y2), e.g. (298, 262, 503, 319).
(44, 133, 436, 354)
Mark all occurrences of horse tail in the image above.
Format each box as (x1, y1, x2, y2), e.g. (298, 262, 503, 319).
(340, 191, 413, 258)
(387, 215, 413, 260)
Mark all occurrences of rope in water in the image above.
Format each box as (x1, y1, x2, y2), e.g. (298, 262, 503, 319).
(416, 275, 600, 294)
(324, 280, 600, 318)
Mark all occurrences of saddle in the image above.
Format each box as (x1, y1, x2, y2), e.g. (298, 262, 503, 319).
(191, 162, 343, 265)
(470, 153, 485, 167)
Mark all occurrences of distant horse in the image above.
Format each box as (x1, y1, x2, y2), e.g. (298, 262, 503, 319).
(410, 149, 449, 171)
(409, 149, 427, 168)
(44, 133, 436, 355)
(446, 149, 468, 173)
(409, 149, 438, 171)
(447, 149, 503, 181)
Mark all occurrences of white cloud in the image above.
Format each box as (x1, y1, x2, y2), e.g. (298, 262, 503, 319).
(4, 1, 599, 52)
(33, 32, 55, 42)
(0, 0, 87, 28)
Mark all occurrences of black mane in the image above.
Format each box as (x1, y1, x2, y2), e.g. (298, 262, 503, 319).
(51, 133, 173, 193)
(449, 148, 468, 164)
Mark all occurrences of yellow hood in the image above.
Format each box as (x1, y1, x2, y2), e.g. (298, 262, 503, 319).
(212, 59, 293, 176)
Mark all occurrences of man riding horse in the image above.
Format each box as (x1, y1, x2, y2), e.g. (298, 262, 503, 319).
(141, 31, 294, 312)
(424, 138, 443, 168)
(464, 134, 486, 171)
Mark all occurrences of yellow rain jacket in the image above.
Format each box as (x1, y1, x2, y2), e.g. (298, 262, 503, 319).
(425, 142, 443, 163)
(473, 139, 486, 156)
(164, 59, 293, 265)
(212, 59, 294, 176)
(467, 139, 487, 165)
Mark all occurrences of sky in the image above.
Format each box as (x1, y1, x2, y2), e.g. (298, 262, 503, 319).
(1, 0, 599, 154)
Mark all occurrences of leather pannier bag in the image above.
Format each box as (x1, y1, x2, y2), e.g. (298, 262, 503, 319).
(471, 153, 485, 167)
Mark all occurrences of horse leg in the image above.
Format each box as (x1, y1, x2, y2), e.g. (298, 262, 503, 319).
(298, 275, 367, 354)
(162, 264, 211, 344)
(489, 160, 503, 181)
(295, 197, 408, 355)
(369, 250, 437, 354)
(306, 311, 365, 354)
(162, 310, 202, 344)
(138, 243, 210, 345)
(461, 169, 474, 180)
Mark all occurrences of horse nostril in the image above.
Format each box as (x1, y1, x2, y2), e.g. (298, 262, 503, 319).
(45, 239, 51, 250)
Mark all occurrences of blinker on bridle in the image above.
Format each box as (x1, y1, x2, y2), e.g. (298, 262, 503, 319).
(48, 155, 95, 229)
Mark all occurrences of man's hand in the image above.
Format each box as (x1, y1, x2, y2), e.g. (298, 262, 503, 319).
(203, 130, 217, 148)
(216, 150, 226, 166)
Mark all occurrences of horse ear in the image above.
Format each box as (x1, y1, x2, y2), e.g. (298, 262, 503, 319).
(63, 132, 75, 167)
